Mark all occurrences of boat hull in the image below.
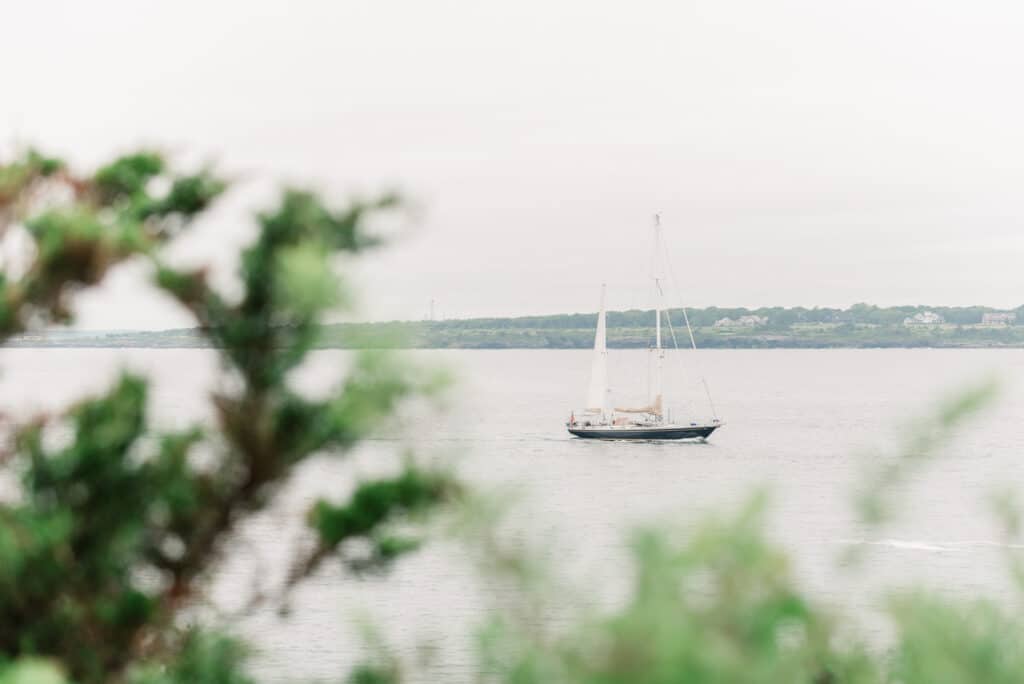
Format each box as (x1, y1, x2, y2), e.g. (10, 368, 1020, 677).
(567, 424, 720, 440)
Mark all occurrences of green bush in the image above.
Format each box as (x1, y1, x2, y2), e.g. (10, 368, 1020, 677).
(0, 148, 456, 682)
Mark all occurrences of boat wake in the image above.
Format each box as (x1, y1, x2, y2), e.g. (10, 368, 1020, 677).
(836, 538, 1024, 553)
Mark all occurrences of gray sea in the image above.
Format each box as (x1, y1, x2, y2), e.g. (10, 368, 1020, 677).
(2, 348, 1023, 681)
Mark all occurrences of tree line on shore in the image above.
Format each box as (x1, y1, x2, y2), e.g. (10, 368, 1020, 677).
(9, 302, 1024, 350)
(417, 303, 1024, 331)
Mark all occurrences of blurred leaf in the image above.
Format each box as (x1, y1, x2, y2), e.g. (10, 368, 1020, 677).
(854, 379, 998, 529)
(126, 632, 253, 684)
(276, 243, 345, 316)
(0, 659, 68, 684)
(94, 152, 164, 203)
(311, 465, 457, 549)
(889, 592, 1024, 683)
(347, 664, 400, 684)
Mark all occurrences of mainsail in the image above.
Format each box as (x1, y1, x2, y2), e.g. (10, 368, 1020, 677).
(585, 285, 608, 413)
(614, 216, 667, 417)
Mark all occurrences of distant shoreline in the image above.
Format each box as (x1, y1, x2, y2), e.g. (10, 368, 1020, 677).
(7, 303, 1024, 350)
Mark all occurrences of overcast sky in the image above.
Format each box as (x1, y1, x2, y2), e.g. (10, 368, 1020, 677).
(3, 0, 1023, 327)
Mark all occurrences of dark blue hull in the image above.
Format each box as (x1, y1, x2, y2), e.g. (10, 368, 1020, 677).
(567, 424, 719, 440)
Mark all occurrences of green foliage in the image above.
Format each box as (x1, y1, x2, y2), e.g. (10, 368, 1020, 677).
(346, 665, 399, 684)
(309, 465, 457, 573)
(156, 190, 400, 395)
(0, 147, 456, 683)
(886, 592, 1024, 683)
(138, 170, 227, 227)
(471, 495, 878, 684)
(0, 149, 63, 207)
(0, 148, 226, 334)
(2, 374, 212, 679)
(94, 152, 165, 203)
(93, 153, 225, 229)
(0, 659, 67, 684)
(126, 632, 253, 684)
(854, 379, 998, 527)
(277, 243, 346, 316)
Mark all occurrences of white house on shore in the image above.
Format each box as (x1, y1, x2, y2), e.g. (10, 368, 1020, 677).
(981, 312, 1016, 326)
(903, 311, 945, 327)
(713, 315, 768, 329)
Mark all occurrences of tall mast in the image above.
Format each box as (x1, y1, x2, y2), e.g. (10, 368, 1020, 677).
(652, 214, 665, 416)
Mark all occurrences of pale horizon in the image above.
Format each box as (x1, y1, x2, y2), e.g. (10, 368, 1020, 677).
(3, 0, 1022, 328)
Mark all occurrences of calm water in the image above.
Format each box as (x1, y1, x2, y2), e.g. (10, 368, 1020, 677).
(2, 348, 1023, 680)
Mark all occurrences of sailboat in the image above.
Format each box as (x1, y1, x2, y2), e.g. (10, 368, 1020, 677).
(566, 215, 722, 441)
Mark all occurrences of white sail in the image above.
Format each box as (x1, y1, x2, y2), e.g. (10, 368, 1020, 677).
(585, 285, 608, 413)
